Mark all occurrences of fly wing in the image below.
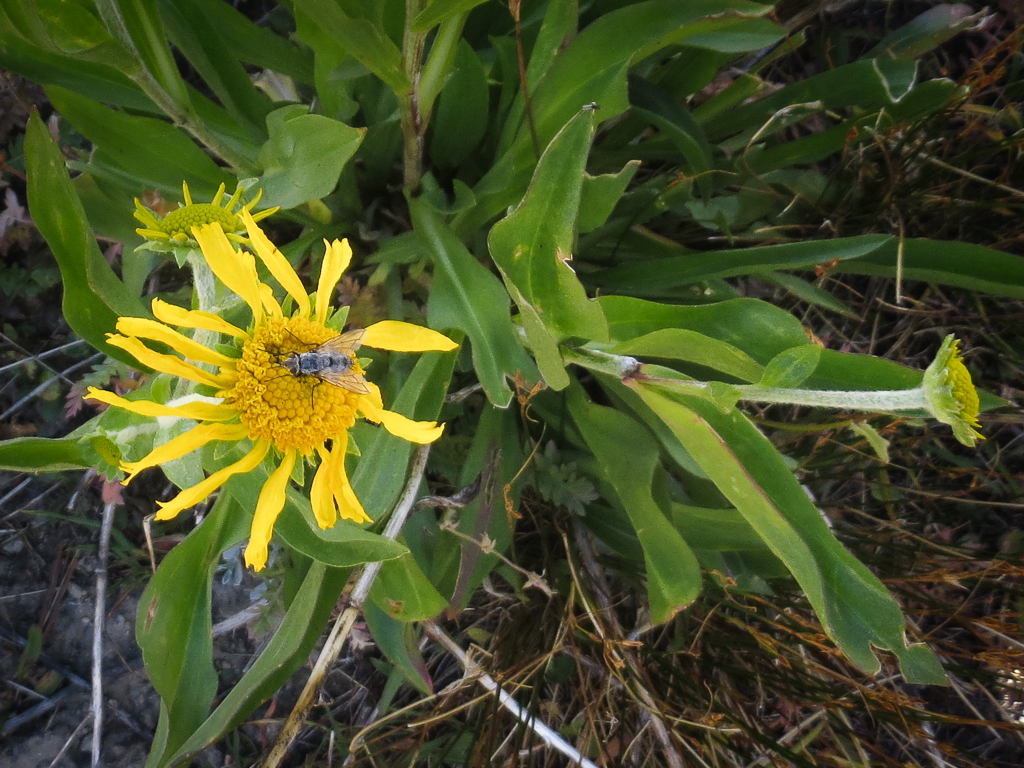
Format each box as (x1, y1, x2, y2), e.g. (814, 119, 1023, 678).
(319, 328, 366, 355)
(316, 368, 372, 394)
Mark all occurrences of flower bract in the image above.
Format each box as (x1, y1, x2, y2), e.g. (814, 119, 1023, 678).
(922, 334, 984, 447)
(89, 210, 458, 570)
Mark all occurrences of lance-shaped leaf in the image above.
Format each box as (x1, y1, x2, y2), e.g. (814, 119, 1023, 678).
(0, 436, 90, 471)
(489, 107, 609, 388)
(25, 111, 147, 367)
(634, 384, 947, 684)
(571, 393, 701, 623)
(291, 0, 410, 95)
(138, 489, 250, 767)
(164, 561, 349, 765)
(46, 85, 234, 196)
(411, 195, 536, 407)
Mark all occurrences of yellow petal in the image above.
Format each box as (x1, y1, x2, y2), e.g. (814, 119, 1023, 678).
(151, 298, 247, 339)
(358, 383, 444, 444)
(155, 439, 270, 521)
(362, 321, 458, 353)
(107, 335, 231, 389)
(244, 448, 297, 571)
(315, 238, 352, 325)
(85, 387, 236, 422)
(310, 446, 337, 529)
(193, 222, 264, 323)
(260, 282, 284, 319)
(241, 209, 310, 319)
(327, 445, 369, 523)
(122, 422, 249, 484)
(314, 435, 370, 525)
(116, 317, 234, 368)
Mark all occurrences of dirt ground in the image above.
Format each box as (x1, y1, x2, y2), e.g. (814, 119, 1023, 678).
(0, 485, 272, 767)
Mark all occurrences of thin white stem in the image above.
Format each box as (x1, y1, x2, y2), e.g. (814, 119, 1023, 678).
(422, 621, 600, 768)
(184, 250, 222, 371)
(736, 385, 929, 413)
(261, 445, 431, 768)
(91, 501, 116, 768)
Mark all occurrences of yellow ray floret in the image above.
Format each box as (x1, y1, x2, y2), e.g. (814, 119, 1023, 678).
(86, 388, 235, 422)
(151, 298, 247, 339)
(121, 422, 250, 484)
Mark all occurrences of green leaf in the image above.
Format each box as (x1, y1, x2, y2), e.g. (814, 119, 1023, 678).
(24, 111, 146, 367)
(165, 561, 349, 765)
(570, 392, 701, 623)
(138, 490, 250, 767)
(590, 234, 891, 296)
(760, 271, 858, 318)
(578, 160, 640, 233)
(759, 344, 822, 388)
(837, 238, 1024, 299)
(806, 348, 922, 392)
(670, 503, 771, 552)
(488, 106, 608, 386)
(601, 295, 808, 365)
(369, 553, 447, 622)
(454, 0, 772, 235)
(198, 0, 314, 83)
(96, 0, 191, 113)
(681, 17, 786, 52)
(503, 0, 772, 156)
(631, 75, 714, 198)
(159, 0, 273, 138)
(608, 328, 763, 383)
(364, 600, 433, 694)
(866, 5, 989, 61)
(0, 436, 90, 472)
(518, 303, 571, 390)
(0, 19, 152, 109)
(635, 385, 946, 683)
(267, 490, 408, 567)
(411, 195, 536, 407)
(524, 0, 577, 90)
(425, 405, 523, 612)
(850, 422, 890, 464)
(351, 348, 458, 520)
(411, 0, 489, 33)
(257, 105, 365, 209)
(46, 85, 234, 196)
(35, 0, 113, 54)
(292, 0, 410, 95)
(700, 58, 921, 143)
(430, 40, 488, 169)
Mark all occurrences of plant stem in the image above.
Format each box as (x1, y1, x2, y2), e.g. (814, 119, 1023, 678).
(400, 0, 429, 193)
(736, 385, 929, 412)
(91, 500, 116, 768)
(509, 0, 540, 158)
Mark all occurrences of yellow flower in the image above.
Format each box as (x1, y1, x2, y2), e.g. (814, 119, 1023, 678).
(88, 210, 458, 571)
(134, 181, 279, 245)
(922, 335, 984, 447)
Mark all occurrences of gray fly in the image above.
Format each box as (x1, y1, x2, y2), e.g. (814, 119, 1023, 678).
(278, 328, 371, 395)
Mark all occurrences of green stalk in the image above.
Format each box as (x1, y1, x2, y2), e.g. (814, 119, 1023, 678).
(736, 385, 930, 412)
(400, 0, 429, 193)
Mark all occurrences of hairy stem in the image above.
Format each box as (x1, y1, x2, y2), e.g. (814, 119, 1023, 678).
(400, 0, 429, 193)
